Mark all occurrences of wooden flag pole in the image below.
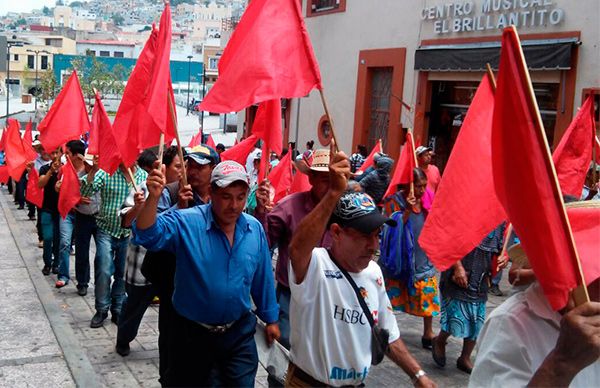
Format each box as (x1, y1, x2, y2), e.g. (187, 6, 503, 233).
(167, 95, 188, 186)
(409, 129, 417, 197)
(318, 89, 340, 153)
(510, 26, 589, 305)
(593, 138, 597, 186)
(126, 167, 140, 193)
(486, 63, 497, 92)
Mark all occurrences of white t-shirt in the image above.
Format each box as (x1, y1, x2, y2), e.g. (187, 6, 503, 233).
(289, 248, 400, 387)
(470, 283, 600, 388)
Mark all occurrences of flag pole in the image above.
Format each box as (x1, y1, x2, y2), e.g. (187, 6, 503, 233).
(510, 26, 589, 305)
(318, 89, 339, 153)
(167, 95, 188, 186)
(485, 63, 497, 92)
(126, 167, 140, 193)
(409, 129, 417, 197)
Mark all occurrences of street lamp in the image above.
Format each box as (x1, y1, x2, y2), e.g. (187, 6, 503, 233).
(200, 65, 206, 130)
(26, 49, 50, 113)
(5, 37, 23, 124)
(186, 55, 192, 116)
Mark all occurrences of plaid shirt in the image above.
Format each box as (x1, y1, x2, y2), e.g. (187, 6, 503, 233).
(81, 168, 148, 238)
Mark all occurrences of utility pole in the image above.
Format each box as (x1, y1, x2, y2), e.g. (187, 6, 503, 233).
(186, 55, 192, 116)
(200, 65, 206, 130)
(27, 49, 50, 113)
(5, 38, 23, 124)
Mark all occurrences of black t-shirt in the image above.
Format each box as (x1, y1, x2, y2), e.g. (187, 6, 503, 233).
(39, 164, 59, 214)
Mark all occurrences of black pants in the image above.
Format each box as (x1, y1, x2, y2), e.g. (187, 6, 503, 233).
(117, 283, 157, 344)
(15, 173, 26, 208)
(164, 311, 258, 388)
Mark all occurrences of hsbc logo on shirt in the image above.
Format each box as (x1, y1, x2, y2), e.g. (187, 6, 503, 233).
(333, 305, 368, 325)
(324, 269, 343, 279)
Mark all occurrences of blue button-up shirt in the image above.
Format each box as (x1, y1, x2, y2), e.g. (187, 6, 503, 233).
(132, 204, 279, 325)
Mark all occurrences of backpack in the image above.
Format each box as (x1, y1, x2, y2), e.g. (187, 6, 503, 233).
(379, 211, 405, 279)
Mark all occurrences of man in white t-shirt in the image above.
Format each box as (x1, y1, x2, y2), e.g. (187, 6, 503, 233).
(286, 143, 436, 387)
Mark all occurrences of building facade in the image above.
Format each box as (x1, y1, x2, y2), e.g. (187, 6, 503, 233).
(274, 0, 600, 168)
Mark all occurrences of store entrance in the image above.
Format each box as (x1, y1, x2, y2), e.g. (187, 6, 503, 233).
(426, 80, 559, 173)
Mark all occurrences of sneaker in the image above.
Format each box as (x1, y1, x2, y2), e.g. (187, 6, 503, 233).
(90, 311, 108, 328)
(55, 280, 67, 288)
(38, 241, 44, 248)
(488, 285, 503, 296)
(115, 341, 130, 357)
(28, 215, 36, 221)
(51, 267, 59, 274)
(77, 286, 88, 296)
(42, 266, 51, 276)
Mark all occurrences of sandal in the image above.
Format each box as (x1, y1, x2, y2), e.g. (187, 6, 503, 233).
(55, 280, 67, 288)
(431, 336, 446, 367)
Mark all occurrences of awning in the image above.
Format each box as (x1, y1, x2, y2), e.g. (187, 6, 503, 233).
(414, 38, 579, 71)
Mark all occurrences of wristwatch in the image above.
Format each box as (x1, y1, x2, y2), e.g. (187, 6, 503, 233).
(412, 369, 427, 384)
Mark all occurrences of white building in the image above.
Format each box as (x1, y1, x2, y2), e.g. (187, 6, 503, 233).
(76, 40, 136, 58)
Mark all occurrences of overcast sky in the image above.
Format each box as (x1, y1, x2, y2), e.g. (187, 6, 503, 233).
(1, 0, 57, 15)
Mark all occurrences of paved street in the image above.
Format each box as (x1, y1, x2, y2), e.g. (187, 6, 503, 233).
(0, 187, 510, 387)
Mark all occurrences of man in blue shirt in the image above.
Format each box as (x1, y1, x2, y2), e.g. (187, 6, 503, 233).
(133, 160, 280, 387)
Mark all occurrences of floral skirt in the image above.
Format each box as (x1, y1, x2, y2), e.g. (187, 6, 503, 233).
(440, 297, 486, 341)
(386, 275, 440, 317)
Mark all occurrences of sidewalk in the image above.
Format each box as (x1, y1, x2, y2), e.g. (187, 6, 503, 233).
(0, 187, 511, 387)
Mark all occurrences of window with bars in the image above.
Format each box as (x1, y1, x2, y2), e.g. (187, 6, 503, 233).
(367, 67, 392, 151)
(41, 56, 48, 70)
(307, 0, 346, 17)
(27, 55, 35, 69)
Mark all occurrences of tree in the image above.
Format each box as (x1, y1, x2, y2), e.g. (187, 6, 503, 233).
(110, 63, 132, 97)
(42, 6, 51, 16)
(69, 1, 84, 8)
(40, 67, 58, 103)
(171, 0, 196, 6)
(111, 14, 125, 26)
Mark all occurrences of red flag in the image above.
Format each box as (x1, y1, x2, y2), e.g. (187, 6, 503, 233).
(38, 71, 90, 153)
(268, 151, 293, 203)
(552, 95, 596, 197)
(199, 0, 322, 113)
(289, 168, 311, 195)
(206, 134, 216, 149)
(357, 140, 383, 174)
(112, 8, 176, 167)
(492, 27, 583, 310)
(26, 167, 44, 208)
(188, 130, 203, 147)
(57, 158, 81, 219)
(252, 99, 283, 155)
(87, 100, 100, 155)
(220, 134, 258, 166)
(92, 92, 122, 175)
(22, 120, 38, 162)
(567, 206, 600, 287)
(419, 76, 506, 270)
(0, 166, 8, 184)
(4, 119, 29, 180)
(383, 133, 417, 199)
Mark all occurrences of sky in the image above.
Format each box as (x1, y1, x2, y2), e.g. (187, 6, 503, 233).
(1, 0, 57, 15)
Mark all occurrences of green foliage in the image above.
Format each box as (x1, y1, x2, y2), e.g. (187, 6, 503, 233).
(69, 56, 131, 100)
(40, 68, 58, 102)
(69, 1, 84, 8)
(42, 6, 51, 16)
(171, 0, 197, 6)
(111, 14, 125, 26)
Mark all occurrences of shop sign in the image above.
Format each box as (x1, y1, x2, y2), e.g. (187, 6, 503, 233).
(421, 0, 565, 34)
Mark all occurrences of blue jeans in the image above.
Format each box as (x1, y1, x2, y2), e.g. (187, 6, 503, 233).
(57, 212, 76, 282)
(75, 213, 98, 288)
(94, 228, 129, 314)
(40, 210, 60, 268)
(492, 268, 503, 286)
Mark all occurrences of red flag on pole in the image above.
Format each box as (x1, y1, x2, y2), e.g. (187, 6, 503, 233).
(268, 151, 293, 204)
(492, 26, 586, 310)
(199, 0, 322, 113)
(4, 119, 29, 180)
(220, 134, 258, 166)
(552, 95, 596, 197)
(38, 71, 90, 153)
(383, 132, 417, 200)
(188, 130, 203, 147)
(419, 76, 506, 270)
(206, 134, 216, 149)
(57, 158, 81, 219)
(289, 168, 312, 194)
(252, 99, 283, 155)
(0, 166, 9, 184)
(112, 6, 176, 167)
(357, 140, 383, 174)
(22, 120, 38, 162)
(92, 92, 122, 175)
(26, 167, 44, 208)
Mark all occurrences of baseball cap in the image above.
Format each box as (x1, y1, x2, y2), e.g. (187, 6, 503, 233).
(185, 144, 219, 166)
(416, 146, 432, 156)
(32, 139, 42, 147)
(330, 192, 397, 234)
(211, 161, 250, 188)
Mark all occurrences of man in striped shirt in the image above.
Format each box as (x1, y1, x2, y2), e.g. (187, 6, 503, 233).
(81, 163, 147, 328)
